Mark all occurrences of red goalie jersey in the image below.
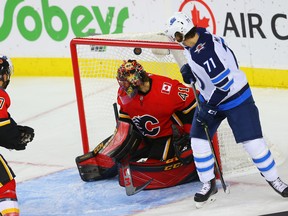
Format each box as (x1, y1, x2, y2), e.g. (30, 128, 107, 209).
(118, 73, 195, 140)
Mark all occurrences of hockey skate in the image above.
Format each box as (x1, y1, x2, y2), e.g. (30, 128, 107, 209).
(267, 177, 288, 198)
(194, 178, 218, 208)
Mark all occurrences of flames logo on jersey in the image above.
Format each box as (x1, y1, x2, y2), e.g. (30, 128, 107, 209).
(132, 115, 160, 137)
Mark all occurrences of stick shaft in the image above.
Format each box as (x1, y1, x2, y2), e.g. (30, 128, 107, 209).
(191, 83, 228, 192)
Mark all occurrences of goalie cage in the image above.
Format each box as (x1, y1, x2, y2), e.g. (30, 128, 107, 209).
(70, 32, 285, 178)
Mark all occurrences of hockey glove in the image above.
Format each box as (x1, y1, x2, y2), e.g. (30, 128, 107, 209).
(173, 133, 193, 164)
(16, 125, 35, 150)
(196, 103, 217, 126)
(180, 63, 196, 84)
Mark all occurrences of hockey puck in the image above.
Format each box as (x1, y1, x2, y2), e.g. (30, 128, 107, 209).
(133, 47, 142, 55)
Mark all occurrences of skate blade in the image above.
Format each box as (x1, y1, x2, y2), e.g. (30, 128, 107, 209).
(195, 195, 217, 209)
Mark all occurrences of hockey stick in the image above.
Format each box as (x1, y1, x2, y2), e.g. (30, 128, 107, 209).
(191, 83, 230, 194)
(113, 102, 119, 125)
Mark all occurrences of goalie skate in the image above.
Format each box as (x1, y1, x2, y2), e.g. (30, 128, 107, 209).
(194, 178, 218, 209)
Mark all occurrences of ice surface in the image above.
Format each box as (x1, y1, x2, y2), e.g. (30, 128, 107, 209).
(2, 77, 288, 216)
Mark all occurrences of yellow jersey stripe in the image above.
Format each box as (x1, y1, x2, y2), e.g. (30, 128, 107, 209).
(0, 119, 11, 127)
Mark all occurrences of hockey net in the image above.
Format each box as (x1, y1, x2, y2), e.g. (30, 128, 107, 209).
(70, 32, 284, 178)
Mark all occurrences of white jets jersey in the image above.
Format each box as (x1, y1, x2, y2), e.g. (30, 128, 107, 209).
(184, 28, 252, 111)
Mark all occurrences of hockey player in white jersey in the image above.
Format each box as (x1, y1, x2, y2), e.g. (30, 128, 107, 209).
(164, 12, 288, 206)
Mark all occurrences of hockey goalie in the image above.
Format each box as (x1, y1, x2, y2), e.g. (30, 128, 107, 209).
(76, 60, 202, 193)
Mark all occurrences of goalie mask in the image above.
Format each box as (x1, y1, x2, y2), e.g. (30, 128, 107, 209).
(164, 12, 194, 47)
(0, 55, 13, 89)
(117, 60, 147, 98)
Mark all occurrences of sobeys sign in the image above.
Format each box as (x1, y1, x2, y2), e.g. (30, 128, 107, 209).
(0, 0, 129, 42)
(0, 0, 287, 87)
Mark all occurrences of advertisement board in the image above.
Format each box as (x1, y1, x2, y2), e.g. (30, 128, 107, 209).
(0, 0, 287, 87)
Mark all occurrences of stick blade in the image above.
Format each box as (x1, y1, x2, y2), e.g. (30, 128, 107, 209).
(126, 178, 153, 196)
(122, 160, 153, 196)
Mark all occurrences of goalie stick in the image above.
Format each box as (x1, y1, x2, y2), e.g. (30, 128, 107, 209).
(113, 102, 119, 125)
(122, 157, 153, 196)
(112, 102, 153, 195)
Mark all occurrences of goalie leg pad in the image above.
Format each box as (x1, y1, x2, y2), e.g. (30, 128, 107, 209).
(100, 121, 143, 161)
(75, 121, 142, 181)
(118, 157, 199, 190)
(76, 152, 117, 182)
(75, 136, 117, 182)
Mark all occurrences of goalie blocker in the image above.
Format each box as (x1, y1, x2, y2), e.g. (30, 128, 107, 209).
(75, 121, 199, 189)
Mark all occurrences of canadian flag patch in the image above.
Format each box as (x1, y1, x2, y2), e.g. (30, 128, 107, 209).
(161, 82, 172, 94)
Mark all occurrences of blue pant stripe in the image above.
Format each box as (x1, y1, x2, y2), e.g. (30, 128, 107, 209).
(194, 154, 213, 163)
(257, 160, 275, 172)
(196, 163, 214, 173)
(253, 151, 271, 163)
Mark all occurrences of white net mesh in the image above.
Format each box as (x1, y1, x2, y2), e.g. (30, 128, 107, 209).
(71, 33, 284, 177)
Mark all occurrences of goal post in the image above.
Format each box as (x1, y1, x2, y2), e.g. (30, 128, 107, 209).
(70, 33, 284, 178)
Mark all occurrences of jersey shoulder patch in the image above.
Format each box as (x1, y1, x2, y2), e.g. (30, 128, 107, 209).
(161, 82, 172, 94)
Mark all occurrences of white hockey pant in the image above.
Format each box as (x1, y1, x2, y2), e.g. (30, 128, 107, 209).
(243, 138, 278, 181)
(191, 138, 215, 183)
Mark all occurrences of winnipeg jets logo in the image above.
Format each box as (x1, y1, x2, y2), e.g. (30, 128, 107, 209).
(194, 42, 206, 54)
(132, 115, 160, 137)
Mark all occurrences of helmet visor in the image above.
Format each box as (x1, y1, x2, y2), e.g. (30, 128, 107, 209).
(117, 73, 140, 98)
